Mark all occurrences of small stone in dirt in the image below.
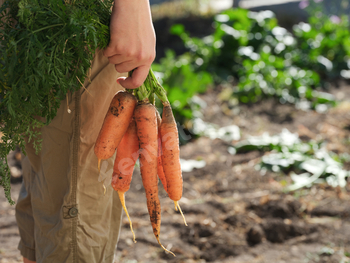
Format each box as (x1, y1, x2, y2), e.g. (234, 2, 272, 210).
(246, 224, 264, 246)
(224, 214, 248, 228)
(198, 226, 215, 238)
(262, 219, 289, 243)
(249, 199, 302, 219)
(261, 218, 317, 243)
(311, 205, 349, 218)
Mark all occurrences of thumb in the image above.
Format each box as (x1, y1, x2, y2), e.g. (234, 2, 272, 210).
(117, 66, 149, 90)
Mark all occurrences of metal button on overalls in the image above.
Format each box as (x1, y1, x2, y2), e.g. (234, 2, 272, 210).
(68, 207, 78, 218)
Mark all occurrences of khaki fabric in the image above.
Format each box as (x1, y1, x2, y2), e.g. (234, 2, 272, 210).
(15, 50, 125, 263)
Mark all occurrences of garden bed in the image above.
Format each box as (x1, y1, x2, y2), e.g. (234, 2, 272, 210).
(1, 2, 350, 262)
(1, 81, 350, 263)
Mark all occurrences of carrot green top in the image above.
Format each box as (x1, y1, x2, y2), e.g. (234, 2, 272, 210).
(0, 0, 114, 204)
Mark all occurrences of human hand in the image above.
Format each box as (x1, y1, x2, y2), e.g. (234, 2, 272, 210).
(103, 0, 156, 89)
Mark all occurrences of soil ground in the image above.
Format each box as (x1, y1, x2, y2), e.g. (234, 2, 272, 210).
(1, 81, 350, 263)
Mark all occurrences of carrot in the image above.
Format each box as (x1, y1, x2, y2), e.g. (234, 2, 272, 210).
(134, 103, 175, 256)
(156, 110, 168, 193)
(160, 102, 187, 226)
(94, 91, 137, 170)
(111, 119, 139, 243)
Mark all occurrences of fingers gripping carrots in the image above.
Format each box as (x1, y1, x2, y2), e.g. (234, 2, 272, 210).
(94, 91, 137, 171)
(111, 119, 139, 243)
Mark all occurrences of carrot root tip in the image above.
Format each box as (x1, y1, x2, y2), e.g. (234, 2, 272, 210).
(98, 159, 101, 173)
(103, 183, 107, 195)
(174, 201, 187, 226)
(156, 237, 176, 257)
(118, 191, 137, 243)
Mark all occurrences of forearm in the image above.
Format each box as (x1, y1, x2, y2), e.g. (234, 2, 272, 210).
(104, 0, 156, 89)
(110, 0, 155, 46)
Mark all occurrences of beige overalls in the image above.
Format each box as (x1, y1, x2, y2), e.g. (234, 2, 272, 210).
(13, 45, 124, 262)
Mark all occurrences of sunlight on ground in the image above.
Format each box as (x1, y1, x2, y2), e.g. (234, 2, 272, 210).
(151, 0, 234, 20)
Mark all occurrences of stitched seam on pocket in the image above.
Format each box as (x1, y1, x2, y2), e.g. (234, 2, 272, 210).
(71, 90, 81, 263)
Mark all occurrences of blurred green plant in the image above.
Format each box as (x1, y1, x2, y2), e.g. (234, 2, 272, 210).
(152, 50, 212, 123)
(231, 129, 350, 191)
(154, 2, 350, 119)
(294, 0, 350, 81)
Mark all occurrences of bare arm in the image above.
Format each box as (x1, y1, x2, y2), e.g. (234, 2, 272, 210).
(103, 0, 156, 89)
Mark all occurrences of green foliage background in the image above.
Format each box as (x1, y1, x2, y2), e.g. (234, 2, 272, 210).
(154, 3, 350, 119)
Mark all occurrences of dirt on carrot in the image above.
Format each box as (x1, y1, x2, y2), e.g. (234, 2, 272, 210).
(111, 119, 139, 243)
(156, 110, 168, 193)
(134, 102, 175, 256)
(94, 91, 137, 169)
(160, 102, 183, 202)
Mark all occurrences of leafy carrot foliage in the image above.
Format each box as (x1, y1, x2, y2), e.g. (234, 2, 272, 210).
(0, 0, 113, 204)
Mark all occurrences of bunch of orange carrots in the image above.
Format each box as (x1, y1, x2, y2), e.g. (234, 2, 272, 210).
(94, 69, 186, 256)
